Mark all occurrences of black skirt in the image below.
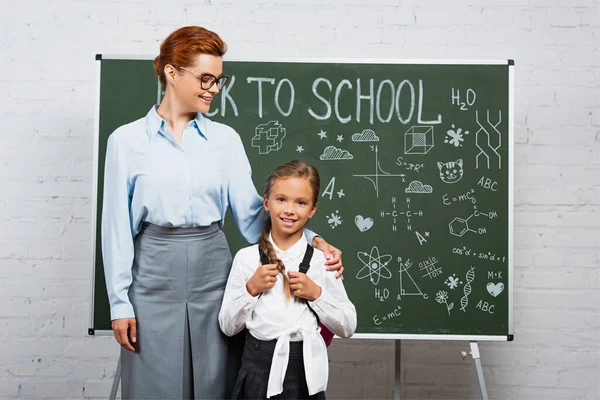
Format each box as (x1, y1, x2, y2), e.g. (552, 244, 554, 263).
(231, 332, 326, 400)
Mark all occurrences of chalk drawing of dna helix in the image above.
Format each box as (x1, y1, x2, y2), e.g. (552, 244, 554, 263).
(460, 266, 476, 312)
(475, 110, 502, 169)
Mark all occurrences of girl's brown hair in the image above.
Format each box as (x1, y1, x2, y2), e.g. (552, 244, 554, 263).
(260, 160, 320, 300)
(154, 26, 227, 88)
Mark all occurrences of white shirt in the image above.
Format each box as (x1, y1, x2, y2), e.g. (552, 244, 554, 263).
(218, 235, 357, 397)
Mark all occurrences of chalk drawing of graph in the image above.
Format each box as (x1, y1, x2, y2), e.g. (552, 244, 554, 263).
(475, 110, 502, 169)
(398, 257, 428, 300)
(353, 145, 406, 198)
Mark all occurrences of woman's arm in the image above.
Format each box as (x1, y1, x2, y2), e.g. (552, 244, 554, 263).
(225, 133, 265, 244)
(101, 133, 136, 321)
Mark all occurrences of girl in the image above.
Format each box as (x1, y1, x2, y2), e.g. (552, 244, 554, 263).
(219, 160, 357, 399)
(101, 26, 344, 399)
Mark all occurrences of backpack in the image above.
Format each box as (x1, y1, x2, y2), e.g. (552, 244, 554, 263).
(259, 244, 334, 347)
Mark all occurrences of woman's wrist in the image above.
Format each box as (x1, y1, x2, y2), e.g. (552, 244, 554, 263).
(312, 236, 323, 248)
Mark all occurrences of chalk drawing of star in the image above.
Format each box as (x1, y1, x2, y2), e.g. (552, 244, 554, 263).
(425, 231, 430, 237)
(337, 189, 345, 198)
(317, 129, 327, 139)
(296, 145, 304, 153)
(337, 134, 344, 143)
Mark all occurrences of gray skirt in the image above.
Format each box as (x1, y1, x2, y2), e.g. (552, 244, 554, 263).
(121, 222, 233, 400)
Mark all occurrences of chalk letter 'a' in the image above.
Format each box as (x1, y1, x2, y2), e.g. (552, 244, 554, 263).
(416, 231, 427, 246)
(322, 177, 336, 200)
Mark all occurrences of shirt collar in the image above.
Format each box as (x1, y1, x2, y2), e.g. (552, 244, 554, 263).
(145, 105, 208, 142)
(269, 233, 308, 261)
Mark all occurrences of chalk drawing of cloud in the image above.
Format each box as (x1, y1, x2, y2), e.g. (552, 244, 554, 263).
(405, 180, 433, 193)
(320, 146, 354, 160)
(352, 129, 380, 142)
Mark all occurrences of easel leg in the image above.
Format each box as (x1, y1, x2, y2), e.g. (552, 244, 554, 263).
(470, 342, 488, 400)
(394, 340, 401, 400)
(109, 353, 121, 400)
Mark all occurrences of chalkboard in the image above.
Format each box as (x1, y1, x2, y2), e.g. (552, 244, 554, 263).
(91, 57, 514, 341)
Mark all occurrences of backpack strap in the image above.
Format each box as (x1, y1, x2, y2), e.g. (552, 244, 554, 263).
(259, 247, 269, 266)
(298, 244, 314, 274)
(296, 245, 320, 322)
(256, 247, 271, 299)
(298, 246, 335, 347)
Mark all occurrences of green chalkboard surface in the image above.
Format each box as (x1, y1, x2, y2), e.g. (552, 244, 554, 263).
(91, 57, 513, 341)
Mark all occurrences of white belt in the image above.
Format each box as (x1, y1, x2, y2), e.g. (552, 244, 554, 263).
(266, 326, 328, 398)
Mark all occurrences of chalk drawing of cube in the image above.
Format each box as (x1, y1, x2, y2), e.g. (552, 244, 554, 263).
(404, 126, 434, 154)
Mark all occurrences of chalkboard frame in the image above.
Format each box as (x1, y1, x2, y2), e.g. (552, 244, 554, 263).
(89, 56, 514, 341)
(89, 54, 163, 336)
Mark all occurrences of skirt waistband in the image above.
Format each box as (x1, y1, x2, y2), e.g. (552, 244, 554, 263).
(139, 222, 220, 238)
(246, 331, 304, 355)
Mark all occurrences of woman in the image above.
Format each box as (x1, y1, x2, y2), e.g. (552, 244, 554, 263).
(101, 26, 343, 399)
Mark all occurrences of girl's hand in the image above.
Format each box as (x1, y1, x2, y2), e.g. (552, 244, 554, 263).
(312, 237, 344, 279)
(288, 271, 322, 301)
(246, 264, 279, 296)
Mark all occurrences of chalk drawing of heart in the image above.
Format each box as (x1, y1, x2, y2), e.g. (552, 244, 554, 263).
(354, 215, 374, 232)
(486, 282, 504, 297)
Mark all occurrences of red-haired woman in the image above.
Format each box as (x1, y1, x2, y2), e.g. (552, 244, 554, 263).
(101, 26, 343, 399)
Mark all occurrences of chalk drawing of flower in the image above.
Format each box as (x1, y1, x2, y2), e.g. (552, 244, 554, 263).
(435, 290, 454, 315)
(435, 290, 448, 304)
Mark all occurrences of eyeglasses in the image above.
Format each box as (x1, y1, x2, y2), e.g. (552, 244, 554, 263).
(173, 65, 230, 90)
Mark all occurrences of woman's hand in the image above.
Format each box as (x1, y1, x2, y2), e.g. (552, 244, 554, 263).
(112, 318, 137, 352)
(288, 271, 322, 301)
(246, 264, 279, 296)
(312, 237, 344, 279)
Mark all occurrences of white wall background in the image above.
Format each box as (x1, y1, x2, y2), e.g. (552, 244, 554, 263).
(0, 0, 598, 399)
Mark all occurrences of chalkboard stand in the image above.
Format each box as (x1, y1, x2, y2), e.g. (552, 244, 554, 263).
(107, 342, 489, 400)
(109, 354, 121, 400)
(394, 341, 489, 400)
(394, 340, 401, 399)
(461, 342, 489, 400)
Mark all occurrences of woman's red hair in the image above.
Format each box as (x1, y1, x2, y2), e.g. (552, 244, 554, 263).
(154, 26, 227, 87)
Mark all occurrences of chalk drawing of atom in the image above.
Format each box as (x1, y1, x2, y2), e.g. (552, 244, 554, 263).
(356, 246, 393, 285)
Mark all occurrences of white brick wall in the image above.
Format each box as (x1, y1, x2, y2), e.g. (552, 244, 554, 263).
(1, 0, 598, 399)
